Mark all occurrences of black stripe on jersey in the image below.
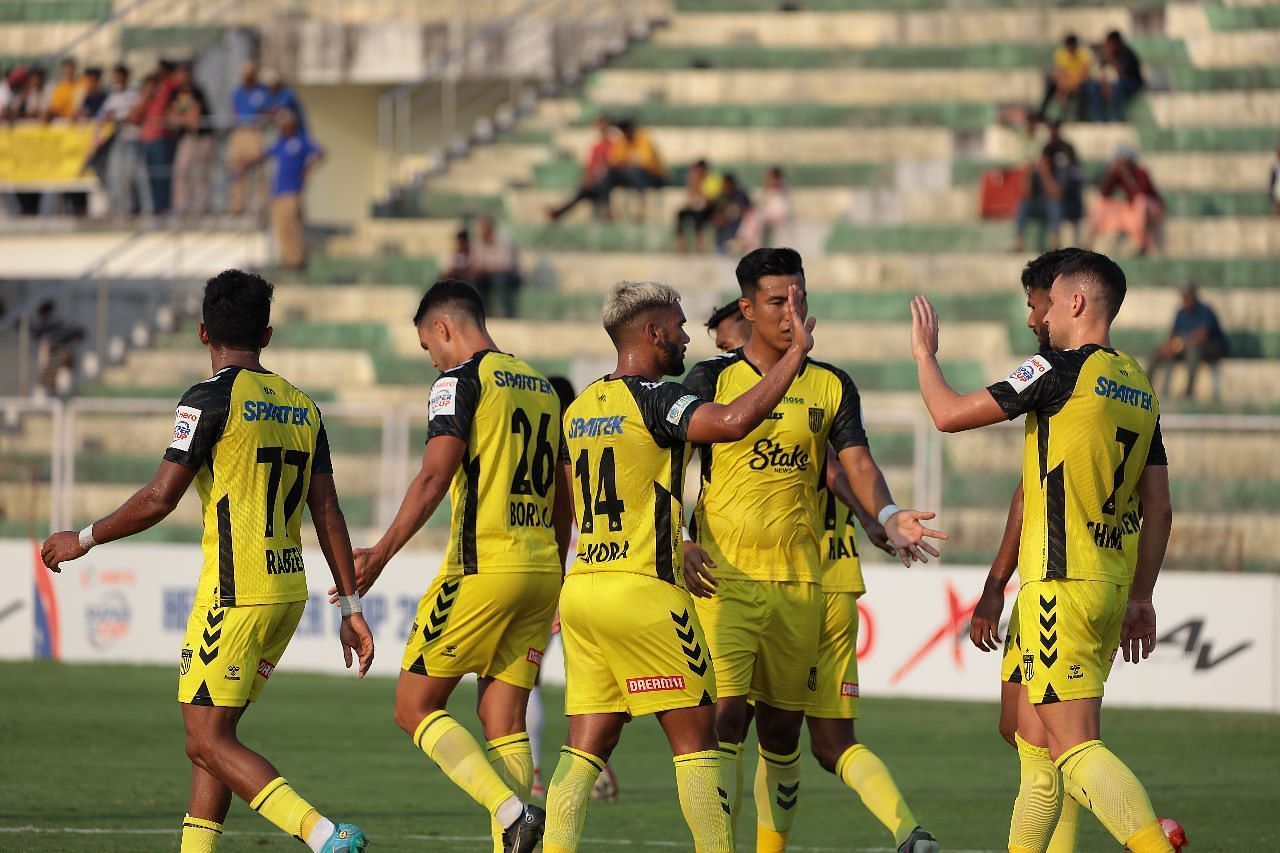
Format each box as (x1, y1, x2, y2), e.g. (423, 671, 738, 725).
(217, 495, 235, 606)
(460, 452, 481, 573)
(1036, 412, 1050, 481)
(653, 444, 684, 584)
(1045, 463, 1067, 579)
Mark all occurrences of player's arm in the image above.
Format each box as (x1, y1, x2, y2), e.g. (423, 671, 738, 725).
(686, 284, 816, 443)
(1123, 447, 1172, 664)
(837, 445, 946, 567)
(972, 484, 1022, 652)
(309, 468, 375, 677)
(910, 295, 1007, 432)
(824, 453, 892, 554)
(356, 436, 465, 588)
(40, 460, 195, 571)
(552, 457, 574, 570)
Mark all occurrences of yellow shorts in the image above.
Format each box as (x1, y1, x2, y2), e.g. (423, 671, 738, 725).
(401, 571, 559, 690)
(178, 600, 305, 707)
(560, 571, 716, 717)
(809, 592, 863, 719)
(694, 578, 822, 711)
(1001, 594, 1023, 684)
(1017, 579, 1127, 705)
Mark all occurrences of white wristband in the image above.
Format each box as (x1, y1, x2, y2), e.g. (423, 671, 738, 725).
(78, 524, 97, 551)
(338, 594, 362, 617)
(876, 504, 901, 527)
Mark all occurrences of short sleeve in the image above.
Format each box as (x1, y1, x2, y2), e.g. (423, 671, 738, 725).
(426, 364, 482, 444)
(827, 366, 869, 451)
(1145, 418, 1167, 466)
(985, 351, 1077, 421)
(312, 417, 334, 475)
(629, 379, 707, 446)
(162, 372, 235, 470)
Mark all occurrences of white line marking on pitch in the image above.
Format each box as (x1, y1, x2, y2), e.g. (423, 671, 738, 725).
(0, 825, 1000, 852)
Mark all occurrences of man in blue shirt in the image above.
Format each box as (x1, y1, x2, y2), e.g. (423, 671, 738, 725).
(241, 109, 324, 269)
(228, 61, 270, 215)
(1148, 285, 1228, 399)
(261, 68, 307, 134)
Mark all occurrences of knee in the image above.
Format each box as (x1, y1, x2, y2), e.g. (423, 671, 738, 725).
(755, 718, 801, 756)
(394, 697, 443, 738)
(184, 729, 223, 769)
(809, 739, 843, 774)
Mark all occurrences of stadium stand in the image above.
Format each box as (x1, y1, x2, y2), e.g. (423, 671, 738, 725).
(2, 0, 1279, 573)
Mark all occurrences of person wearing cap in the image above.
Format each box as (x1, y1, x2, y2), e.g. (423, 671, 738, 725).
(706, 299, 751, 353)
(1087, 144, 1163, 255)
(228, 61, 270, 216)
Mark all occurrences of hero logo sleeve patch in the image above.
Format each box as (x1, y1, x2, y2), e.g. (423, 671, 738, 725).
(1006, 354, 1053, 394)
(429, 377, 459, 420)
(169, 406, 202, 451)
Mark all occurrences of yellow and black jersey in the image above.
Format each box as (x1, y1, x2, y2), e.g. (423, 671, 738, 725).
(987, 344, 1167, 586)
(560, 375, 706, 583)
(819, 490, 865, 595)
(685, 351, 868, 585)
(427, 349, 562, 577)
(164, 366, 332, 608)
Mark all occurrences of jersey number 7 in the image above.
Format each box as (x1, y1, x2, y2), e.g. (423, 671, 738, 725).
(257, 446, 311, 537)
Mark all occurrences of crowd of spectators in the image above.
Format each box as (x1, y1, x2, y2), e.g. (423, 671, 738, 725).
(1039, 31, 1144, 123)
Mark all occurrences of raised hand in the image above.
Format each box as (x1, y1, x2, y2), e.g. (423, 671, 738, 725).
(909, 295, 940, 361)
(784, 284, 816, 355)
(884, 508, 948, 567)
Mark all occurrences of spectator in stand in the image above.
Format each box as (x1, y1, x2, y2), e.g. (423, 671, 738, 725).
(1099, 31, 1144, 122)
(1013, 147, 1061, 253)
(547, 114, 615, 222)
(168, 63, 214, 215)
(706, 299, 751, 353)
(242, 108, 324, 269)
(0, 66, 18, 117)
(1039, 34, 1101, 122)
(443, 229, 473, 281)
(1044, 121, 1084, 243)
(31, 300, 86, 396)
(262, 68, 307, 132)
(711, 172, 751, 254)
(737, 165, 791, 251)
(77, 67, 107, 119)
(1088, 144, 1164, 255)
(46, 58, 84, 120)
(1148, 285, 1229, 400)
(607, 118, 664, 219)
(674, 159, 723, 252)
(471, 215, 521, 318)
(228, 61, 270, 216)
(1270, 139, 1280, 216)
(10, 66, 48, 120)
(140, 60, 179, 214)
(96, 65, 151, 217)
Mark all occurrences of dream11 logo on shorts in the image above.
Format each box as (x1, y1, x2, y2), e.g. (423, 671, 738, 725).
(82, 566, 136, 649)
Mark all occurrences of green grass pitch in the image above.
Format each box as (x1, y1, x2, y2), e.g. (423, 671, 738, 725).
(2, 661, 1276, 851)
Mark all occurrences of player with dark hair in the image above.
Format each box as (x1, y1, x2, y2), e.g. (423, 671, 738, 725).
(41, 268, 373, 853)
(682, 247, 945, 853)
(544, 279, 816, 853)
(706, 299, 751, 353)
(344, 278, 571, 853)
(911, 250, 1174, 853)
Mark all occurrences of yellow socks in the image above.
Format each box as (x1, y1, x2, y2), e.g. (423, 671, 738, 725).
(1057, 740, 1171, 853)
(544, 746, 605, 853)
(248, 777, 326, 843)
(835, 743, 918, 848)
(180, 815, 222, 852)
(717, 740, 744, 840)
(1008, 735, 1062, 853)
(414, 711, 519, 820)
(1046, 774, 1085, 853)
(487, 733, 535, 853)
(754, 747, 801, 852)
(674, 750, 734, 853)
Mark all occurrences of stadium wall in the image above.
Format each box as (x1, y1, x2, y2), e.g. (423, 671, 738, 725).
(4, 540, 1277, 714)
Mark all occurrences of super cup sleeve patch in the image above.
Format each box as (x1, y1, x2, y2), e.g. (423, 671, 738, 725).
(428, 377, 458, 420)
(1005, 354, 1053, 393)
(666, 394, 699, 425)
(169, 406, 201, 451)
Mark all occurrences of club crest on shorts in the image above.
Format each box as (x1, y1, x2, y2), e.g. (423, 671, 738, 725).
(808, 407, 825, 432)
(180, 646, 192, 675)
(1022, 653, 1035, 683)
(807, 666, 818, 691)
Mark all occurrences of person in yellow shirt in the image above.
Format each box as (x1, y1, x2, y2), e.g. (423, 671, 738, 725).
(1039, 34, 1102, 122)
(608, 119, 665, 219)
(46, 57, 86, 119)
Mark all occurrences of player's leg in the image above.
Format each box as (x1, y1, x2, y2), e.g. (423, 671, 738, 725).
(477, 677, 536, 853)
(658, 702, 734, 853)
(527, 677, 546, 796)
(1008, 676, 1062, 853)
(806, 592, 934, 853)
(178, 601, 363, 852)
(545, 712, 627, 853)
(182, 703, 245, 852)
(752, 702, 805, 853)
(696, 578, 765, 836)
(1025, 580, 1172, 853)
